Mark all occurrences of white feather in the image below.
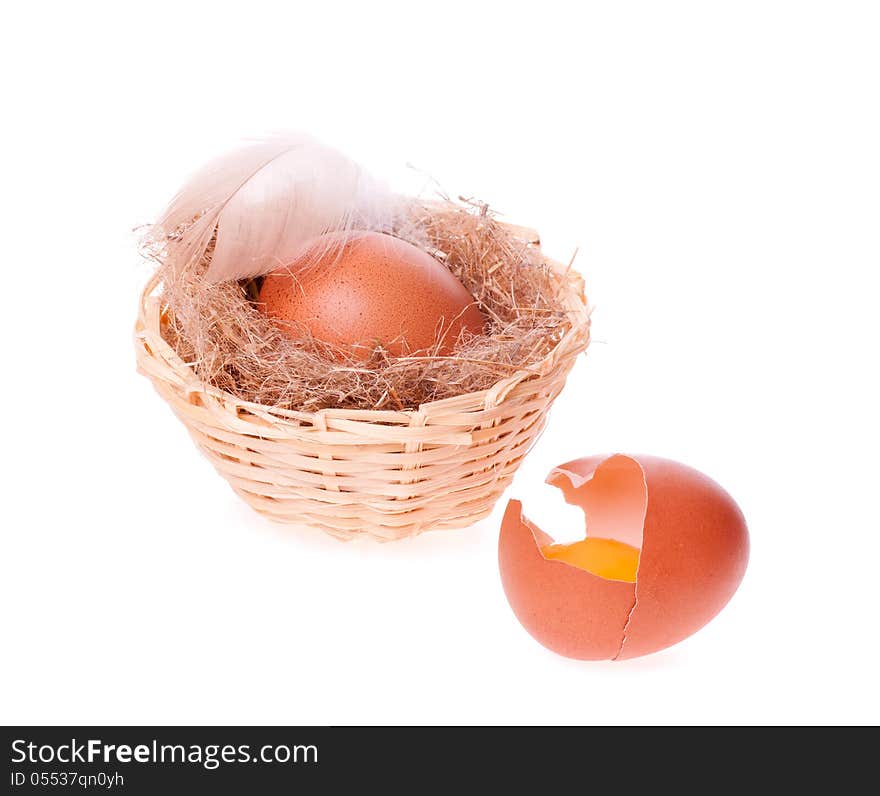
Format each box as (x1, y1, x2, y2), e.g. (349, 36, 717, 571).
(151, 133, 397, 283)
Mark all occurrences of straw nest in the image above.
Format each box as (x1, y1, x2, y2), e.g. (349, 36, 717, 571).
(150, 199, 579, 412)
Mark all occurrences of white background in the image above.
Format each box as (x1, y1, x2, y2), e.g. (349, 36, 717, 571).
(2, 1, 878, 725)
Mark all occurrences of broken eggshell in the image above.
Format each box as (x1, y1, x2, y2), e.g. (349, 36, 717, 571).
(498, 454, 749, 660)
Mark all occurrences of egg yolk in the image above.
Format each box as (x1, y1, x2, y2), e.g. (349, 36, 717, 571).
(542, 537, 640, 583)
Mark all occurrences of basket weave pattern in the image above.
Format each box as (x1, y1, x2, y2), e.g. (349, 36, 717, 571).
(135, 233, 590, 540)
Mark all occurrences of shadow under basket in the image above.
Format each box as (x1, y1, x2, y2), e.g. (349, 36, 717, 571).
(134, 226, 590, 541)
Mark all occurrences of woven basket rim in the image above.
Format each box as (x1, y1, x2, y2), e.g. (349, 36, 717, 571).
(136, 222, 590, 424)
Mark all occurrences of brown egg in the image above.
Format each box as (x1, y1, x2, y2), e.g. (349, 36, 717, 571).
(498, 454, 749, 660)
(258, 232, 484, 357)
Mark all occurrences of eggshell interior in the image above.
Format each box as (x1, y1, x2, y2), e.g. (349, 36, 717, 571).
(498, 454, 749, 661)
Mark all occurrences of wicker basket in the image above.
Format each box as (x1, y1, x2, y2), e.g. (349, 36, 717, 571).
(134, 224, 590, 540)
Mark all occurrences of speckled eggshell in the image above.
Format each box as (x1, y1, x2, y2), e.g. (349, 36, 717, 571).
(498, 454, 750, 661)
(258, 232, 485, 357)
(499, 499, 637, 660)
